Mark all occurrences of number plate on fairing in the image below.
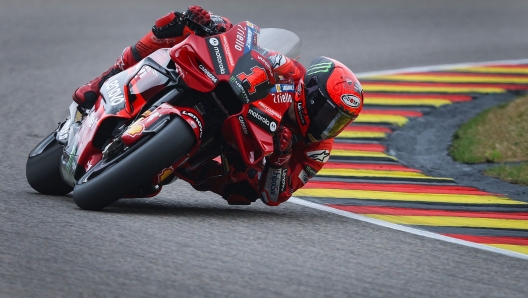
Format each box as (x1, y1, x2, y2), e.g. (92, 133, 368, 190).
(228, 50, 275, 104)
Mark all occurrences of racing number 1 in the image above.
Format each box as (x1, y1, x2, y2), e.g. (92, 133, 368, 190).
(237, 66, 268, 94)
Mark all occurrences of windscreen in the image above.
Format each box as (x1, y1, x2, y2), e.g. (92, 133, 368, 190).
(258, 28, 302, 60)
(128, 65, 171, 103)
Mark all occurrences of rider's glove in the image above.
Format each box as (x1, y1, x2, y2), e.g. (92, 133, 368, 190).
(267, 125, 293, 167)
(211, 22, 227, 33)
(259, 125, 293, 206)
(184, 6, 211, 36)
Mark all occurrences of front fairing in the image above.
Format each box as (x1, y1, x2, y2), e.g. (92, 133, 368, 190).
(61, 50, 181, 185)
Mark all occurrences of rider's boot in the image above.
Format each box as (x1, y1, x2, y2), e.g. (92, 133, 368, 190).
(72, 46, 140, 109)
(188, 160, 257, 205)
(188, 160, 227, 195)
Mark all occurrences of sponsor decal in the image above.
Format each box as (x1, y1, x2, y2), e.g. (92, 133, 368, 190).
(105, 79, 125, 106)
(280, 168, 288, 193)
(256, 102, 281, 119)
(270, 122, 277, 132)
(264, 168, 282, 202)
(229, 76, 249, 103)
(150, 35, 175, 44)
(182, 111, 203, 138)
(269, 168, 281, 196)
(246, 21, 256, 29)
(257, 55, 273, 75)
(235, 24, 246, 52)
(247, 107, 276, 133)
(209, 38, 219, 46)
(306, 61, 333, 76)
(265, 168, 287, 200)
(238, 115, 249, 135)
(221, 35, 235, 68)
(273, 92, 293, 104)
(269, 54, 286, 68)
(304, 165, 318, 178)
(174, 63, 185, 78)
(236, 66, 269, 94)
(296, 102, 307, 125)
(206, 37, 230, 75)
(145, 111, 161, 123)
(158, 167, 174, 183)
(298, 169, 309, 185)
(198, 64, 218, 83)
(272, 84, 295, 93)
(274, 155, 290, 167)
(124, 123, 144, 138)
(245, 28, 253, 53)
(341, 94, 361, 108)
(66, 145, 78, 176)
(306, 150, 330, 163)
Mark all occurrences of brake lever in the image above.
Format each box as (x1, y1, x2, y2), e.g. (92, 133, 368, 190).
(186, 18, 215, 36)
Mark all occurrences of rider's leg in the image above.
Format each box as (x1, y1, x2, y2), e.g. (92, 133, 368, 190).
(72, 46, 141, 109)
(70, 11, 191, 110)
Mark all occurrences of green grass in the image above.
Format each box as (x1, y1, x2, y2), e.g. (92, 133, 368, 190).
(449, 96, 528, 185)
(485, 163, 528, 186)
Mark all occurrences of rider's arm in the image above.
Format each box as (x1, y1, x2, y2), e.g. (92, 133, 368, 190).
(119, 6, 232, 72)
(133, 11, 195, 59)
(260, 135, 334, 206)
(262, 50, 306, 82)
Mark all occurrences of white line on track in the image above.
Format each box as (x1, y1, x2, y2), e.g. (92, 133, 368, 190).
(289, 198, 528, 260)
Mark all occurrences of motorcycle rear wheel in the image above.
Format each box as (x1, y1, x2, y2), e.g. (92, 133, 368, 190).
(73, 117, 196, 211)
(26, 132, 74, 196)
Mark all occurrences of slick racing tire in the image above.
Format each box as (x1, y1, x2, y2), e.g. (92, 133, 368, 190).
(73, 117, 196, 211)
(26, 132, 74, 196)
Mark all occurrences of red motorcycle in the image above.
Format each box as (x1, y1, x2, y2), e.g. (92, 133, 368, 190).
(26, 21, 302, 210)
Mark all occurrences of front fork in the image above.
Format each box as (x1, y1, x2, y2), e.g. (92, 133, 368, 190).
(58, 102, 86, 187)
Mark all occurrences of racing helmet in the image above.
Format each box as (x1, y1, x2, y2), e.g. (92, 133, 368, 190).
(299, 56, 363, 142)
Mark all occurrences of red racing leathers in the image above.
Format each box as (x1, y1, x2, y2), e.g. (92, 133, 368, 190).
(73, 8, 334, 206)
(256, 57, 334, 206)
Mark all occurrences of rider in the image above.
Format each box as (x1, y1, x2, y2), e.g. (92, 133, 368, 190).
(71, 6, 364, 206)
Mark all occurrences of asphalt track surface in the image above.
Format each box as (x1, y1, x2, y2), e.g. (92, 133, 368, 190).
(2, 0, 528, 297)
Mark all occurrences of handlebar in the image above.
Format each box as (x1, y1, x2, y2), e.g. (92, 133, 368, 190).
(185, 17, 216, 36)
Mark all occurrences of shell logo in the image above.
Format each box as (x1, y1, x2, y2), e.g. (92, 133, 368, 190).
(158, 167, 174, 183)
(124, 123, 145, 138)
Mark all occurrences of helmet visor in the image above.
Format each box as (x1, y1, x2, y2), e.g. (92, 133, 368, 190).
(308, 98, 354, 141)
(305, 76, 355, 142)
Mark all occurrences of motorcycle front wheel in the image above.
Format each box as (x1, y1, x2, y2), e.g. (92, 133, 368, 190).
(26, 132, 74, 196)
(73, 117, 196, 211)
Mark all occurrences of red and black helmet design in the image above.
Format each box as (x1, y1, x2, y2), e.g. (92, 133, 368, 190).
(296, 56, 363, 142)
